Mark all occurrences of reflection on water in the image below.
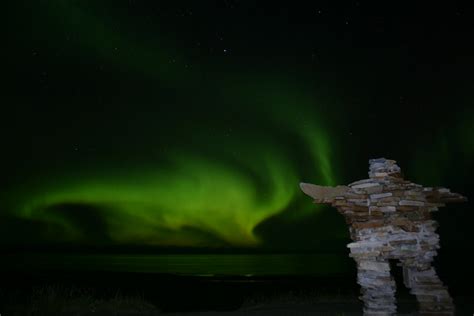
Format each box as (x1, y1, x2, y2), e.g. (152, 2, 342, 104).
(3, 253, 353, 276)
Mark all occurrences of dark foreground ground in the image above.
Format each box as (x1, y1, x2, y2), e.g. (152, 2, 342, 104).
(0, 268, 473, 316)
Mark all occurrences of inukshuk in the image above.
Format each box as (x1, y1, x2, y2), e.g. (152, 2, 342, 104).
(300, 158, 467, 315)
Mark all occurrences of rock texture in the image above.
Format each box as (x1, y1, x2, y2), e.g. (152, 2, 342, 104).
(300, 158, 467, 315)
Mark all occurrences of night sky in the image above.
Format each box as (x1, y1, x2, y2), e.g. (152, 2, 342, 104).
(3, 1, 474, 253)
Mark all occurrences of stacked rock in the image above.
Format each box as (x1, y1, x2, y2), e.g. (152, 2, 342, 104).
(300, 158, 467, 315)
(368, 158, 402, 179)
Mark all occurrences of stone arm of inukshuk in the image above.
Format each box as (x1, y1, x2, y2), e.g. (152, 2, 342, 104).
(299, 182, 467, 233)
(300, 183, 467, 207)
(423, 186, 467, 205)
(299, 183, 350, 204)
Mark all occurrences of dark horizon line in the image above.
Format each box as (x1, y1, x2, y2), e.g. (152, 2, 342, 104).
(1, 244, 351, 255)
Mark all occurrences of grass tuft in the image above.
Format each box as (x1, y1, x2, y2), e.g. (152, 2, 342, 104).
(4, 285, 160, 316)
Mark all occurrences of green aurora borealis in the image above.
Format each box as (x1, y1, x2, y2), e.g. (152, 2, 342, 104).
(3, 1, 473, 251)
(6, 86, 337, 247)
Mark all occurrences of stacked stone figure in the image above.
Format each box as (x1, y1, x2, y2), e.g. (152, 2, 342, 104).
(300, 158, 466, 315)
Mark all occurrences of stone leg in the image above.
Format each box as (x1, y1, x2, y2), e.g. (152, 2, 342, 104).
(355, 258, 397, 315)
(402, 263, 454, 315)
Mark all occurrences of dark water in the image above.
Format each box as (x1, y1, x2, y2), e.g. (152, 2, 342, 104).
(2, 253, 353, 276)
